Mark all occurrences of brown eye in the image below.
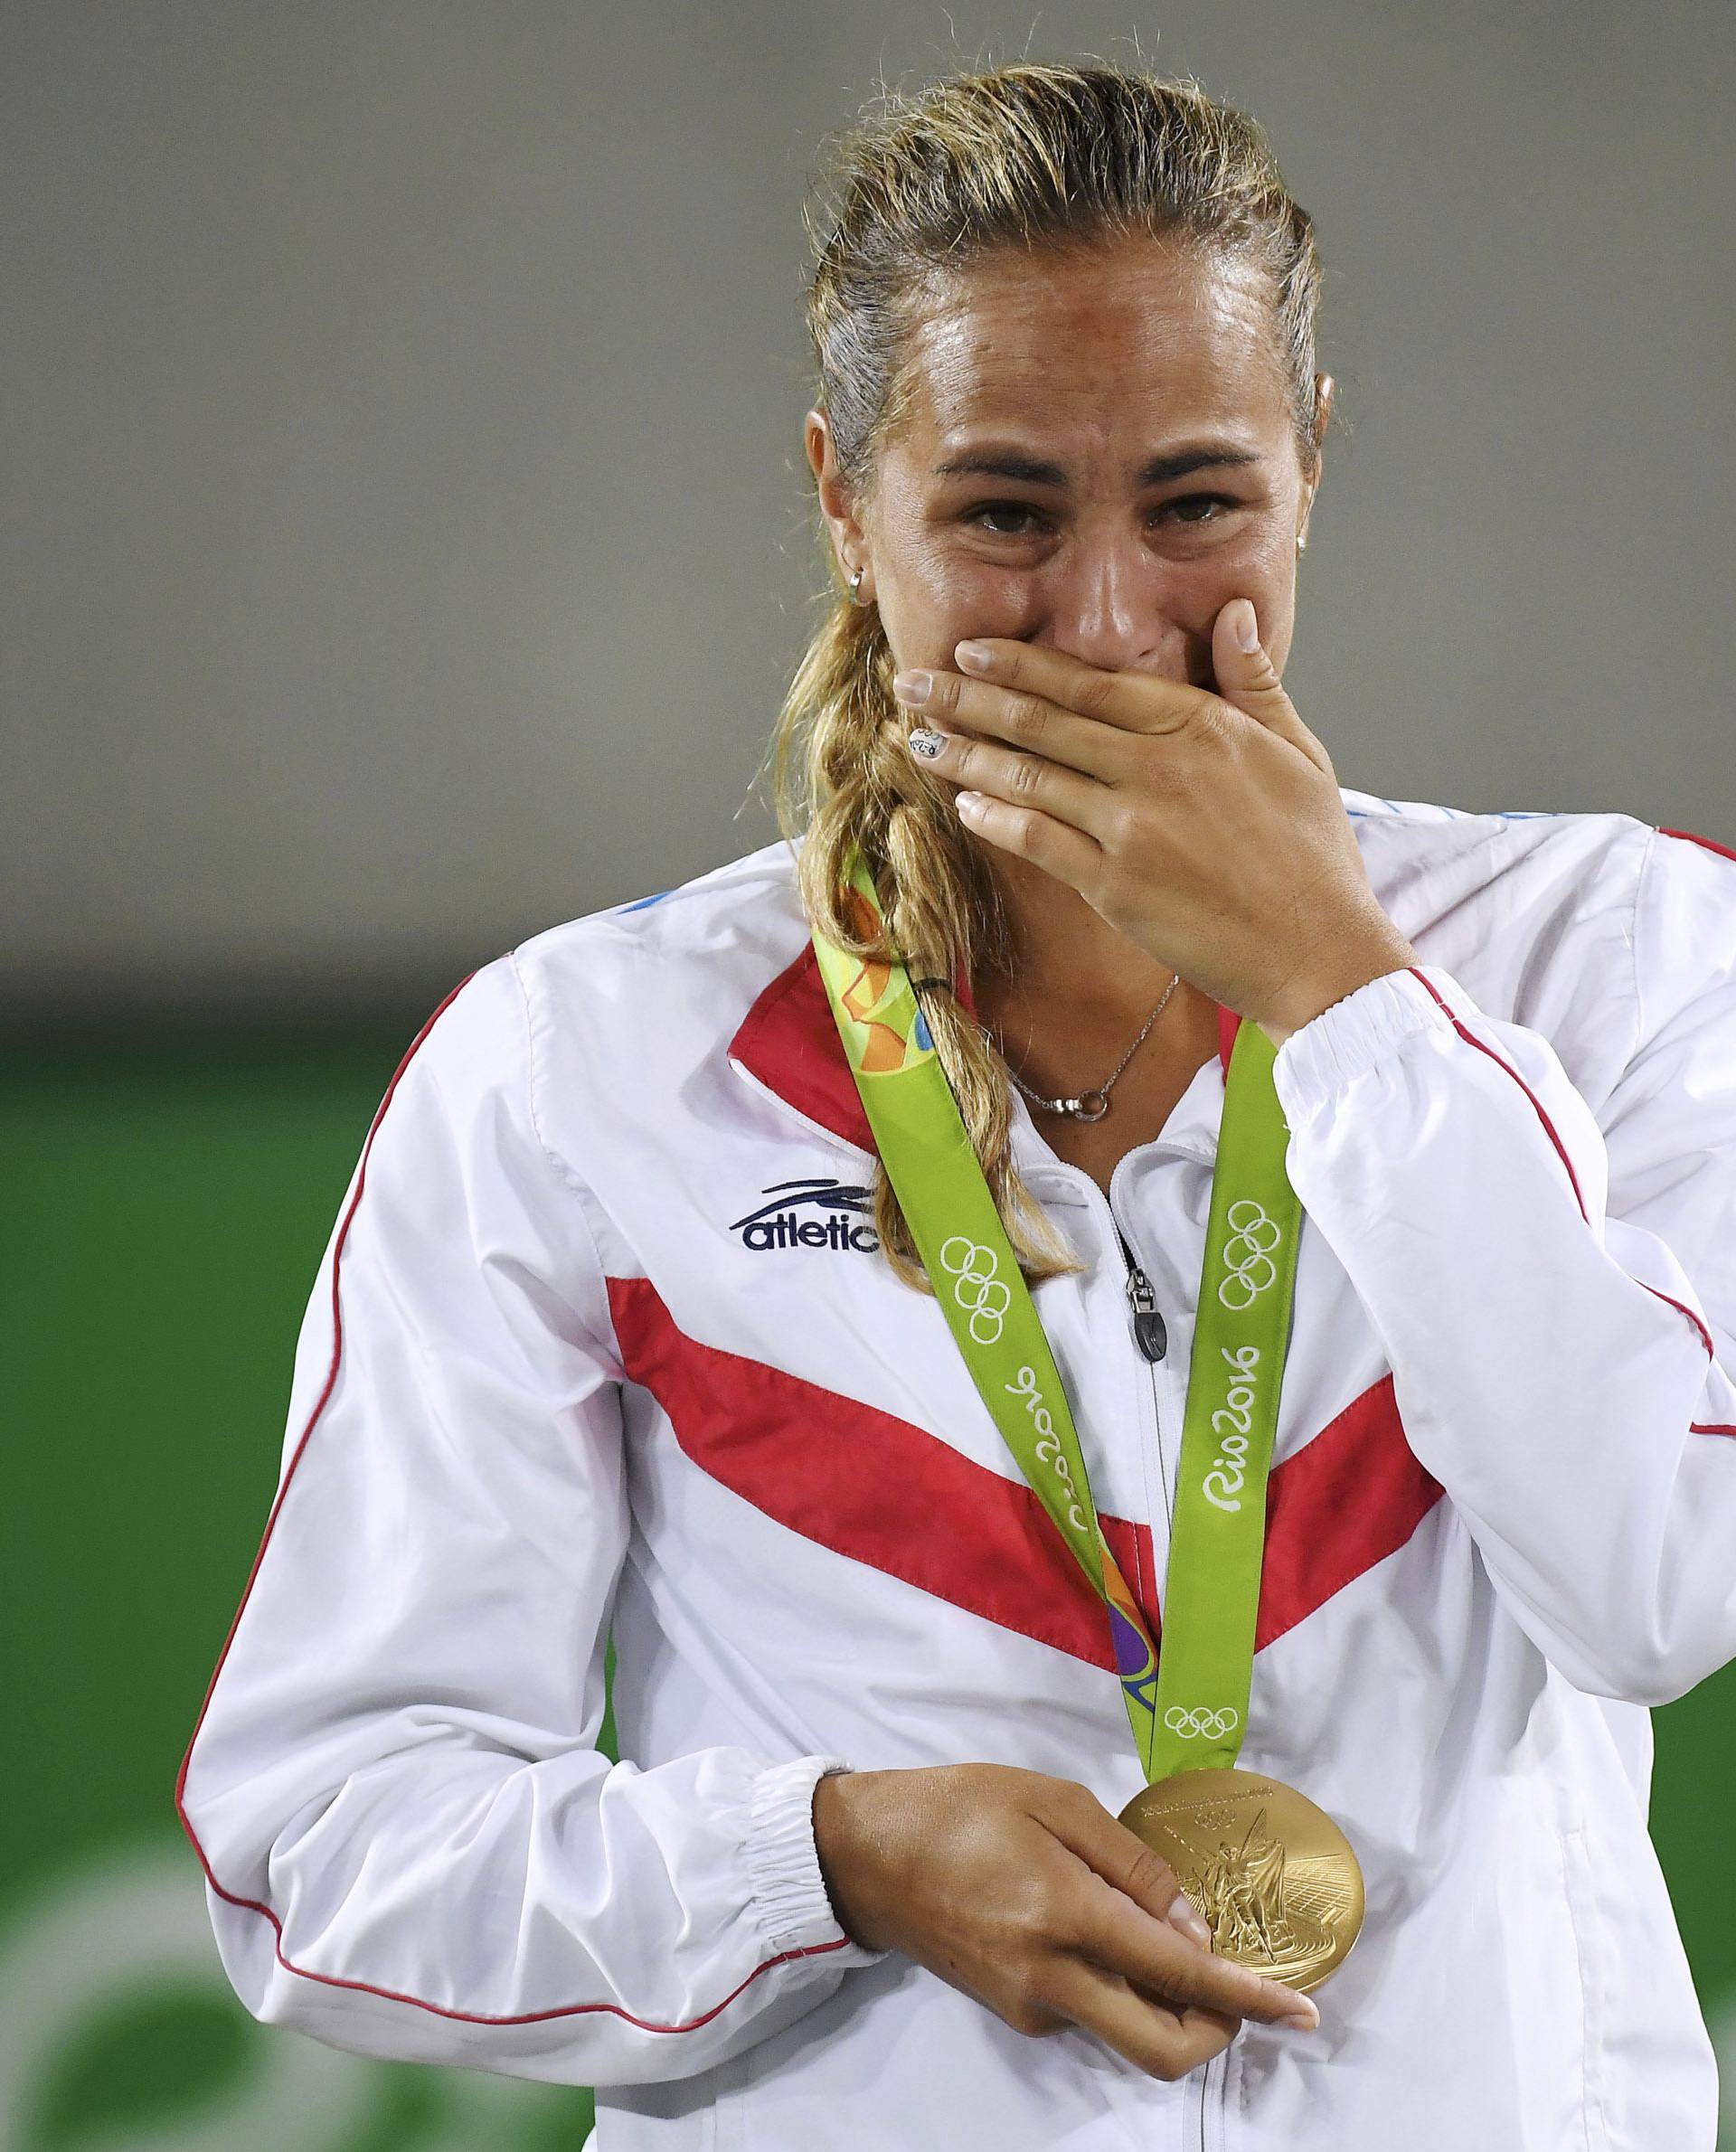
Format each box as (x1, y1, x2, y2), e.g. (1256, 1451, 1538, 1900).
(1163, 494, 1237, 524)
(963, 501, 1045, 536)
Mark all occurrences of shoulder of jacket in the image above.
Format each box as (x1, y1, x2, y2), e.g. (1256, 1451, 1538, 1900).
(364, 955, 537, 1143)
(468, 838, 810, 1195)
(504, 835, 806, 1034)
(1339, 783, 1653, 913)
(1630, 820, 1736, 1038)
(1339, 781, 1644, 854)
(1345, 788, 1736, 1062)
(1640, 820, 1736, 900)
(351, 841, 799, 1161)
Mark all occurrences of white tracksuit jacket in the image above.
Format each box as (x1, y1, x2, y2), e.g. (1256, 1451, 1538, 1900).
(176, 787, 1736, 2150)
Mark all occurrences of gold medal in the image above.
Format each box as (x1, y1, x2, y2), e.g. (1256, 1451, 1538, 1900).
(1118, 1769, 1364, 1995)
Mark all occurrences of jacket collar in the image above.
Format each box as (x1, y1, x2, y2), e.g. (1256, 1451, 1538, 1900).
(727, 938, 1237, 1163)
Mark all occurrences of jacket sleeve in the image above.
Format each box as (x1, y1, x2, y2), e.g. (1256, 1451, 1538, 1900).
(174, 953, 882, 2086)
(1268, 824, 1736, 1708)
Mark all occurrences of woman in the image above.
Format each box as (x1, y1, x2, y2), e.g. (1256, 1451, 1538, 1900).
(175, 61, 1736, 2148)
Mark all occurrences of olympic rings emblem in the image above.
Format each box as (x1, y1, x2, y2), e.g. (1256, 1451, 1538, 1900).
(1163, 1705, 1241, 1741)
(939, 1234, 1011, 1344)
(1217, 1198, 1282, 1311)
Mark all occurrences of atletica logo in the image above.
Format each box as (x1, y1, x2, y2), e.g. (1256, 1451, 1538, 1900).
(1164, 1705, 1241, 1741)
(939, 1234, 1011, 1343)
(1218, 1197, 1282, 1309)
(731, 1177, 880, 1254)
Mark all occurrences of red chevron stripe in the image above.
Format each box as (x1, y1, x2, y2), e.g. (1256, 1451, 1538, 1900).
(606, 1279, 1439, 1669)
(607, 1273, 1151, 1664)
(1257, 1373, 1444, 1650)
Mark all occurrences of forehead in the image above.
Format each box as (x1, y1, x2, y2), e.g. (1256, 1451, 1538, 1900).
(888, 238, 1290, 459)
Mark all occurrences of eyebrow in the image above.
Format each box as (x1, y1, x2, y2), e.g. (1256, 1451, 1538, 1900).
(931, 444, 1262, 486)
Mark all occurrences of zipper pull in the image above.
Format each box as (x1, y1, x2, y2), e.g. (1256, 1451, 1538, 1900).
(1116, 1228, 1168, 1362)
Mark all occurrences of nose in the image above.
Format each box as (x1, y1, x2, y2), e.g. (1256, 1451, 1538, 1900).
(1032, 533, 1191, 681)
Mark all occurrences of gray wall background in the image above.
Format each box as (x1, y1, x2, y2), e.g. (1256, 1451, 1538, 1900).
(6, 0, 1733, 1024)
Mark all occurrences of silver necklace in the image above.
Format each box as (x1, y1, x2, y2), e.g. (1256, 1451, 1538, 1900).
(913, 969, 1184, 1122)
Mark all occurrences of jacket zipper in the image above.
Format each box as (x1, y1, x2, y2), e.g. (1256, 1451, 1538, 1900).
(1112, 1216, 1174, 1518)
(1111, 1214, 1214, 2152)
(1196, 2048, 1220, 2152)
(1117, 1222, 1170, 1363)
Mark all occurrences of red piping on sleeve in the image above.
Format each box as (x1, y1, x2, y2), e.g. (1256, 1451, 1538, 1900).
(1406, 967, 1591, 1221)
(1637, 1288, 1717, 1362)
(1659, 826, 1736, 867)
(173, 967, 849, 2033)
(1406, 966, 1717, 1364)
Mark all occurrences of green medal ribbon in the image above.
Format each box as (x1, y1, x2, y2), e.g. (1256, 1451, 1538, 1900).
(811, 843, 1303, 1785)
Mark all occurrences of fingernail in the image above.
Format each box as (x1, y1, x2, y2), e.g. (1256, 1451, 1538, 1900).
(955, 639, 992, 669)
(1233, 599, 1260, 651)
(892, 669, 931, 705)
(906, 727, 948, 761)
(1165, 1893, 1212, 1947)
(1279, 2008, 1320, 2032)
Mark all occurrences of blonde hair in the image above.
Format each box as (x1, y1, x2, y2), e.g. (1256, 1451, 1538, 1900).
(765, 61, 1326, 1296)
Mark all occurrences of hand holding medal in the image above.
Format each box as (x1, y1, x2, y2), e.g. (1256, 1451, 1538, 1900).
(813, 1760, 1322, 2084)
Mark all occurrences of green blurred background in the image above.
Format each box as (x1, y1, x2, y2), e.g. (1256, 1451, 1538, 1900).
(6, 1024, 1736, 2148)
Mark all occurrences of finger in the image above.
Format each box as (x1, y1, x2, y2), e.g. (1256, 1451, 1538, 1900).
(1043, 1783, 1203, 1930)
(1039, 1952, 1241, 2082)
(907, 726, 1120, 846)
(1070, 1871, 1318, 2028)
(1042, 1794, 1319, 2028)
(1209, 600, 1333, 773)
(954, 637, 1199, 739)
(897, 665, 1137, 784)
(953, 788, 1103, 897)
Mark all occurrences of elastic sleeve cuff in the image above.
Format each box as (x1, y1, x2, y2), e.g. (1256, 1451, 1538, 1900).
(1271, 964, 1457, 1127)
(744, 1754, 873, 1959)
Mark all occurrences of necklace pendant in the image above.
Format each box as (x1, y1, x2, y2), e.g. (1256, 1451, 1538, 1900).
(1071, 1089, 1110, 1123)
